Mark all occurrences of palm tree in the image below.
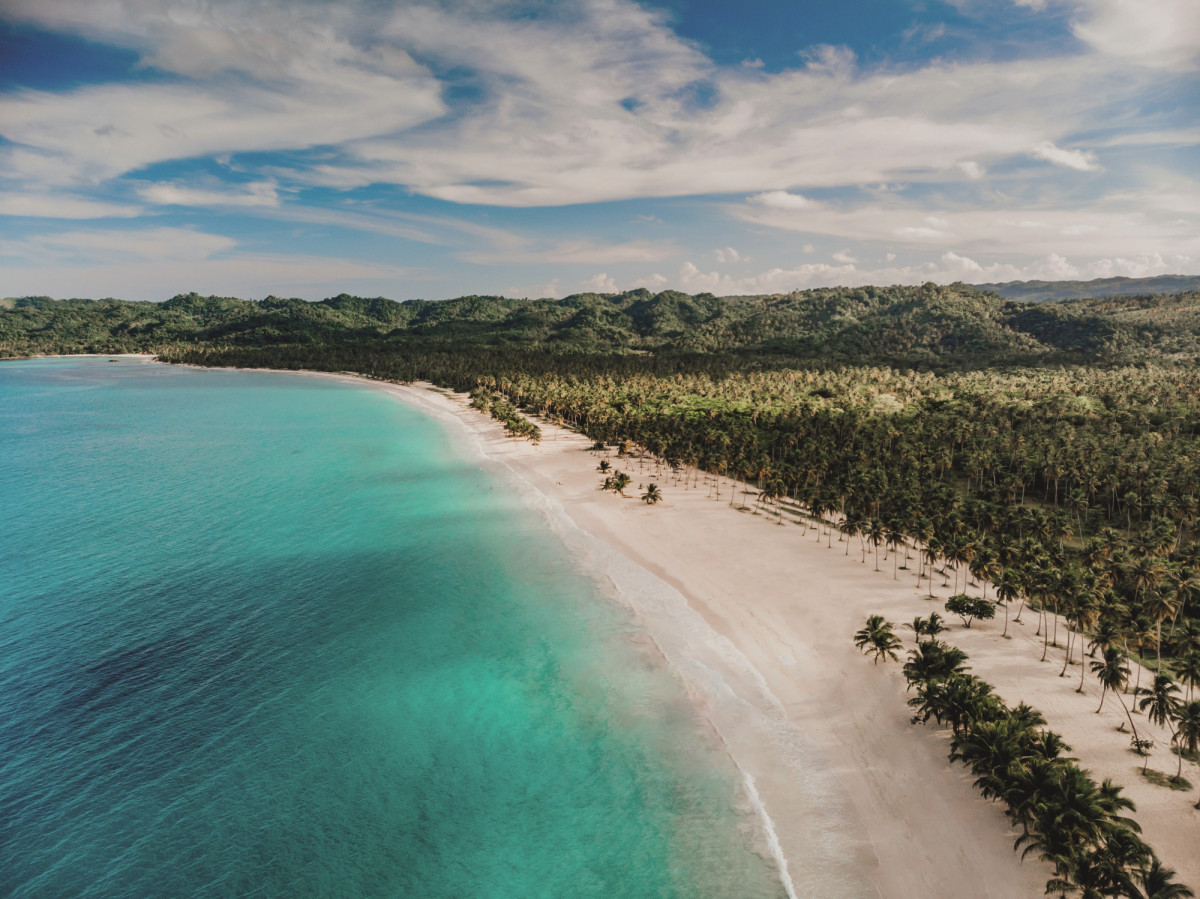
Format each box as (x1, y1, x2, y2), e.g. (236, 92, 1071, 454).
(1138, 675, 1181, 772)
(903, 639, 969, 687)
(995, 569, 1023, 639)
(970, 547, 1001, 601)
(1176, 652, 1200, 702)
(1141, 588, 1181, 672)
(854, 615, 903, 665)
(1096, 777, 1140, 834)
(1171, 700, 1200, 788)
(1091, 646, 1141, 742)
(1017, 765, 1107, 881)
(641, 483, 663, 504)
(1137, 858, 1195, 899)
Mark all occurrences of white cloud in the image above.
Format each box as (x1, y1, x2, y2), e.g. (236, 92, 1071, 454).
(1071, 0, 1200, 71)
(631, 273, 670, 290)
(462, 240, 672, 265)
(733, 189, 1200, 260)
(748, 191, 822, 211)
(0, 0, 445, 187)
(137, 181, 280, 208)
(579, 272, 619, 293)
(799, 44, 858, 78)
(0, 227, 236, 264)
(0, 0, 1194, 296)
(0, 253, 422, 302)
(0, 193, 142, 219)
(3, 0, 1129, 207)
(956, 160, 986, 180)
(1031, 140, 1101, 171)
(1028, 253, 1081, 279)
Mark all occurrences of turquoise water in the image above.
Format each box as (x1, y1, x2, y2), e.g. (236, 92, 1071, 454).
(0, 358, 782, 898)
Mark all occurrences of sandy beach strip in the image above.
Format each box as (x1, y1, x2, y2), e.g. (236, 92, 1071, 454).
(376, 380, 1200, 899)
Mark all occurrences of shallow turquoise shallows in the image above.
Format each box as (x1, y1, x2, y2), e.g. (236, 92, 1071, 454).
(0, 358, 781, 898)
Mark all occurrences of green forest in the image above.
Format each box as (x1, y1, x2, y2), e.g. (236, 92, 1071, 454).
(6, 283, 1200, 896)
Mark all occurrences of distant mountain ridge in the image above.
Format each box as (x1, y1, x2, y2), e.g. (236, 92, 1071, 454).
(4, 282, 1200, 368)
(974, 275, 1200, 302)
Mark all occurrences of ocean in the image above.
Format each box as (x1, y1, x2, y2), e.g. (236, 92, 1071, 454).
(0, 357, 783, 897)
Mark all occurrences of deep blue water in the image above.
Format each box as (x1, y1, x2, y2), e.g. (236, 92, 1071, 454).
(0, 358, 780, 897)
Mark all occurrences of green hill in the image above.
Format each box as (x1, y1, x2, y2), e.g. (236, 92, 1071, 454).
(5, 284, 1200, 368)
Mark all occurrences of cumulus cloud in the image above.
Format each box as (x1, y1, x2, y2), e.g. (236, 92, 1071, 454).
(579, 272, 619, 293)
(748, 191, 823, 211)
(714, 246, 747, 263)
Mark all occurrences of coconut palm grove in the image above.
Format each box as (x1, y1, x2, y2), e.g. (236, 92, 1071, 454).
(6, 282, 1200, 895)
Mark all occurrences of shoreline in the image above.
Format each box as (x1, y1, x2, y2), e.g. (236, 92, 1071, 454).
(74, 358, 1200, 896)
(385, 381, 1060, 899)
(377, 379, 1199, 897)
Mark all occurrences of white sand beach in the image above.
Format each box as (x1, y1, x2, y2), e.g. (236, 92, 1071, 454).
(251, 369, 1200, 898)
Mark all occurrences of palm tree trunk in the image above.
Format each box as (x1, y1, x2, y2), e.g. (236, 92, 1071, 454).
(1115, 691, 1140, 743)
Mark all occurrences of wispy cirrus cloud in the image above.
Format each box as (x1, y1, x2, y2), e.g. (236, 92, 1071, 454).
(136, 180, 281, 208)
(462, 239, 674, 265)
(0, 193, 142, 219)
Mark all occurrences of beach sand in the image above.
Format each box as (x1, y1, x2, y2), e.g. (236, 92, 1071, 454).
(378, 380, 1200, 899)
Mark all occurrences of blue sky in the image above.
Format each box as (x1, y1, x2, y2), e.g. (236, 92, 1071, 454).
(0, 0, 1197, 301)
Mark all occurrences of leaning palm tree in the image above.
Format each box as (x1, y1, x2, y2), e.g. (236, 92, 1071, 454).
(854, 615, 902, 665)
(1138, 675, 1181, 772)
(1092, 646, 1141, 742)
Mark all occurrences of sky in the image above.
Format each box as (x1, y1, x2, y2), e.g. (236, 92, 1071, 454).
(0, 0, 1197, 302)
